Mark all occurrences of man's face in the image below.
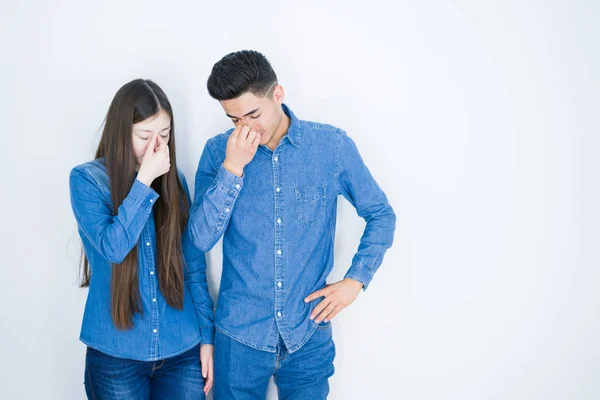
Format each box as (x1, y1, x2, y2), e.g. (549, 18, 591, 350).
(220, 84, 285, 146)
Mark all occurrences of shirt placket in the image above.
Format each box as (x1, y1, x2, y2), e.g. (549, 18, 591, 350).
(273, 149, 286, 334)
(144, 217, 160, 360)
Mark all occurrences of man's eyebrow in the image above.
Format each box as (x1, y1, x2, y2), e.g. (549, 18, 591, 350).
(226, 108, 260, 119)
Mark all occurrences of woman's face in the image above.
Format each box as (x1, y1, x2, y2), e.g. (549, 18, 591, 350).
(131, 110, 171, 167)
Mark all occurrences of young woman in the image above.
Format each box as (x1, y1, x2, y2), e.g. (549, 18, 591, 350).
(69, 79, 214, 399)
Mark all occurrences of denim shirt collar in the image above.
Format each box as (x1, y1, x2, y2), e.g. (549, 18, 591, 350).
(282, 103, 302, 148)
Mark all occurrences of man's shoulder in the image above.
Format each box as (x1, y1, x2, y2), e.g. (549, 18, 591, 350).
(206, 128, 235, 148)
(299, 119, 342, 134)
(203, 129, 235, 161)
(298, 118, 348, 147)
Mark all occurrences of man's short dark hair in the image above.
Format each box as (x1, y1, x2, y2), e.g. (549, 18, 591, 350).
(207, 50, 278, 101)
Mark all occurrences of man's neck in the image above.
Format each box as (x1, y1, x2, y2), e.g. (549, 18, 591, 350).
(266, 112, 291, 150)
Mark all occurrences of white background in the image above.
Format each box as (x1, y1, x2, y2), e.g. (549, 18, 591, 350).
(1, 1, 598, 399)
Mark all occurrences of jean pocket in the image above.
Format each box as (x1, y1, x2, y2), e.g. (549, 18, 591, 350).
(315, 320, 332, 330)
(295, 184, 326, 225)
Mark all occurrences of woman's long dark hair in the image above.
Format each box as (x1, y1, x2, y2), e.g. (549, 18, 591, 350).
(80, 79, 188, 330)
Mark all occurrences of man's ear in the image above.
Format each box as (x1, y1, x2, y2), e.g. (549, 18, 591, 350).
(272, 84, 285, 105)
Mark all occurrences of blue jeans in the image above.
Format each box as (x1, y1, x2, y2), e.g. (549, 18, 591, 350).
(214, 324, 336, 400)
(84, 344, 205, 400)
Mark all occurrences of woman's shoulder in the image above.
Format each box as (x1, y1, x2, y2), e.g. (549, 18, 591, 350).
(70, 158, 108, 186)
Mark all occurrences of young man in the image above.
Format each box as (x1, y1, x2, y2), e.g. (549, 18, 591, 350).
(189, 50, 396, 399)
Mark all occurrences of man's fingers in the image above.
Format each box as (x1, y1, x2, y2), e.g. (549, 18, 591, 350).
(231, 123, 243, 139)
(247, 129, 257, 144)
(310, 298, 331, 320)
(239, 125, 251, 141)
(305, 288, 327, 303)
(324, 307, 342, 323)
(316, 302, 337, 323)
(252, 131, 261, 146)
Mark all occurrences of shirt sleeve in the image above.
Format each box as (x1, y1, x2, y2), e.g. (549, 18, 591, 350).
(335, 130, 397, 289)
(179, 171, 216, 345)
(69, 166, 159, 264)
(188, 139, 244, 252)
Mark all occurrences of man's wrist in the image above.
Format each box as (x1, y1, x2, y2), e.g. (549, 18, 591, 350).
(344, 277, 364, 291)
(223, 160, 244, 177)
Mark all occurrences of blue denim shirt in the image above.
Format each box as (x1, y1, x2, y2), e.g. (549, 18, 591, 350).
(69, 159, 214, 362)
(189, 104, 396, 353)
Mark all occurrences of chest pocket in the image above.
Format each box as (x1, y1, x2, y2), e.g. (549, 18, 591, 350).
(294, 184, 326, 226)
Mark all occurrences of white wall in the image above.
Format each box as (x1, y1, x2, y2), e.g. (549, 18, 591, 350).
(1, 1, 598, 399)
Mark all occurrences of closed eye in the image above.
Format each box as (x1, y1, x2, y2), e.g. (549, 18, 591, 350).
(231, 114, 260, 123)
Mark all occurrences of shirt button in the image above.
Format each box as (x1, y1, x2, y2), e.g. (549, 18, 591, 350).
(274, 156, 279, 162)
(146, 242, 150, 246)
(277, 282, 282, 288)
(153, 329, 157, 333)
(150, 271, 154, 275)
(235, 184, 240, 189)
(149, 199, 154, 203)
(276, 187, 281, 193)
(277, 218, 282, 224)
(152, 298, 156, 302)
(277, 311, 282, 318)
(225, 208, 230, 213)
(277, 249, 282, 255)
